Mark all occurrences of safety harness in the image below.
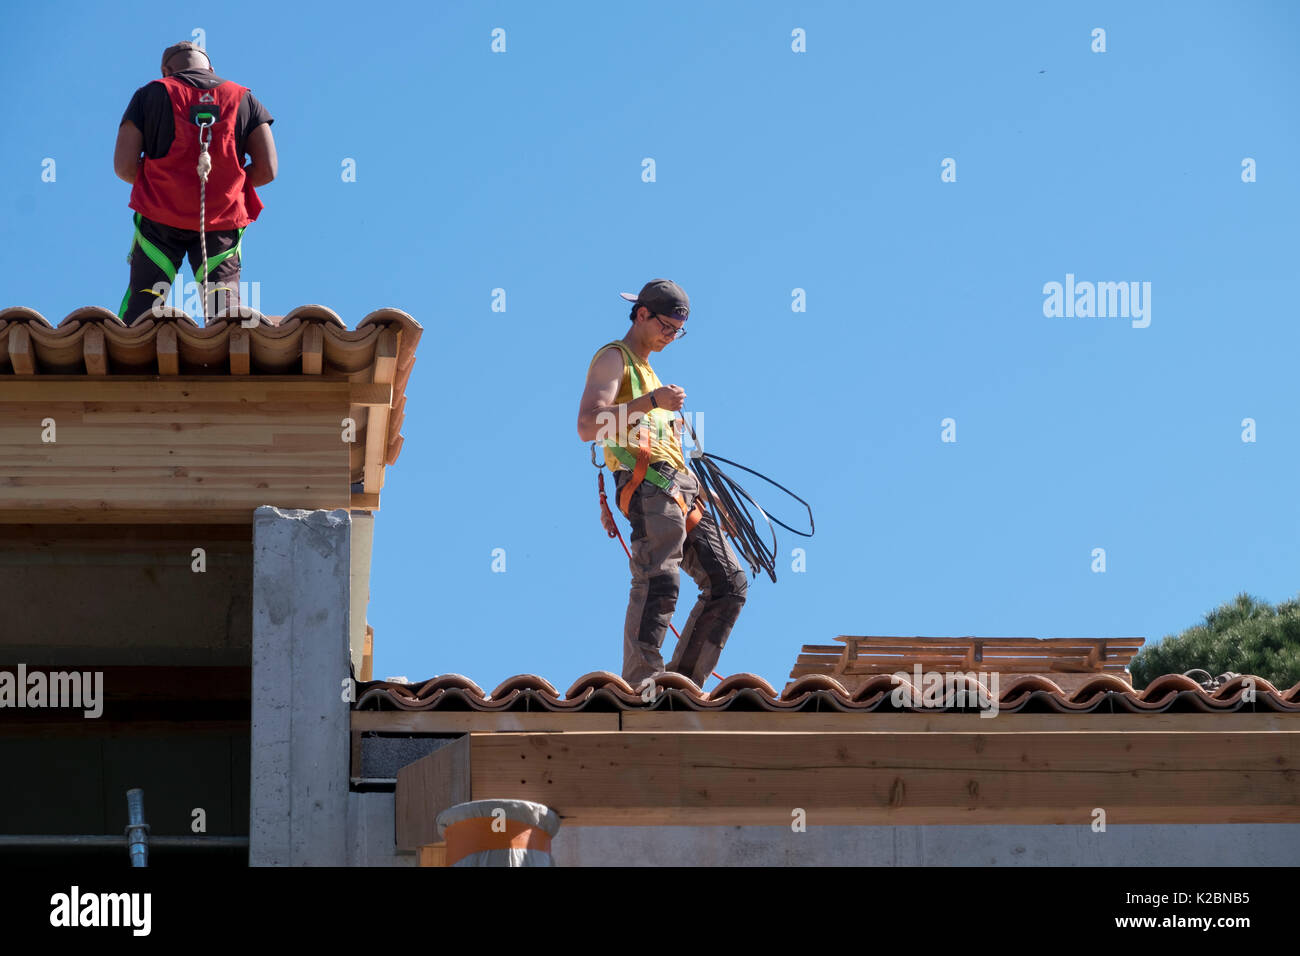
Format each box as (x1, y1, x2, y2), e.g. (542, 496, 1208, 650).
(594, 343, 704, 533)
(117, 211, 243, 320)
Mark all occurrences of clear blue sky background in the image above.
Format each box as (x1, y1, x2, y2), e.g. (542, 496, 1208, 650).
(2, 1, 1297, 692)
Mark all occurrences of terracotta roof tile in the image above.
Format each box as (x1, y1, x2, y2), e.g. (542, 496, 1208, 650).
(353, 671, 1300, 714)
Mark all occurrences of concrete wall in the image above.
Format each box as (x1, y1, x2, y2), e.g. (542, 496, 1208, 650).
(250, 507, 352, 866)
(341, 785, 1300, 866)
(0, 525, 251, 665)
(549, 824, 1300, 866)
(347, 792, 415, 866)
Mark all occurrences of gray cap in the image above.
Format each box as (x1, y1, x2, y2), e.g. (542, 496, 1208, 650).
(620, 279, 690, 320)
(161, 41, 212, 72)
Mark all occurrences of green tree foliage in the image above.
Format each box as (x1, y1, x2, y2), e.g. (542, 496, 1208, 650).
(1129, 591, 1300, 690)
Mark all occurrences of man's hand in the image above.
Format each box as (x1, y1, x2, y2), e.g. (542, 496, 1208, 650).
(652, 385, 686, 411)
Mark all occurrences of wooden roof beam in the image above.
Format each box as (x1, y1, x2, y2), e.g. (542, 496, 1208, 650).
(464, 729, 1300, 826)
(8, 325, 34, 374)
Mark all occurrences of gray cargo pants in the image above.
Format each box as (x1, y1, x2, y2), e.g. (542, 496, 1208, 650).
(614, 461, 748, 688)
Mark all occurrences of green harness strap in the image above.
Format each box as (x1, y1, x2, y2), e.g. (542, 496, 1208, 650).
(116, 214, 245, 319)
(601, 341, 673, 491)
(195, 226, 244, 283)
(117, 212, 176, 319)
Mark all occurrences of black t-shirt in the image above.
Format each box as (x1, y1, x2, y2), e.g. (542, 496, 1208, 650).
(121, 68, 273, 161)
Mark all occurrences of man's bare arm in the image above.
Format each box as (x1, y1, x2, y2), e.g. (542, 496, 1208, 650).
(578, 348, 687, 442)
(578, 348, 635, 442)
(114, 120, 144, 183)
(244, 123, 277, 187)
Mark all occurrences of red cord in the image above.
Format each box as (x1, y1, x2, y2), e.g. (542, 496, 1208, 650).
(598, 471, 724, 685)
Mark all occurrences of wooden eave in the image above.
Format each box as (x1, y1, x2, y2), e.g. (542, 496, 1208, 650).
(0, 305, 420, 523)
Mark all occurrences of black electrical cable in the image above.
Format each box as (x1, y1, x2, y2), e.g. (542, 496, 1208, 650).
(677, 414, 814, 584)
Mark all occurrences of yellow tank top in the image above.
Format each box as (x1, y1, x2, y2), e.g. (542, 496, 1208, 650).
(587, 340, 688, 473)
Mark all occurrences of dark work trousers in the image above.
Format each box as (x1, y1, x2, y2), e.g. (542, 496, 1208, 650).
(120, 214, 244, 326)
(615, 461, 748, 688)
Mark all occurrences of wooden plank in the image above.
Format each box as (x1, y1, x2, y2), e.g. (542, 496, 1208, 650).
(621, 711, 1300, 734)
(349, 382, 393, 407)
(301, 324, 323, 374)
(156, 324, 178, 375)
(362, 410, 389, 494)
(0, 377, 352, 401)
(841, 636, 1145, 647)
(351, 711, 621, 734)
(0, 380, 352, 522)
(361, 625, 374, 682)
(83, 325, 107, 376)
(385, 433, 403, 467)
(362, 330, 398, 494)
(9, 326, 34, 374)
(351, 492, 380, 511)
(395, 736, 470, 851)
(373, 328, 399, 384)
(469, 731, 1300, 826)
(418, 843, 447, 867)
(228, 328, 250, 375)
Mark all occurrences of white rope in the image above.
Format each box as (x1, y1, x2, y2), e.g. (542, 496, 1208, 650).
(196, 121, 213, 324)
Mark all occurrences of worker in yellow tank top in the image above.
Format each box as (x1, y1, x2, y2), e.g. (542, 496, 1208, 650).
(586, 339, 688, 474)
(577, 280, 748, 689)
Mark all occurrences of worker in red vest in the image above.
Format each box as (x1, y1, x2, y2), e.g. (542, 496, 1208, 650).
(113, 41, 276, 325)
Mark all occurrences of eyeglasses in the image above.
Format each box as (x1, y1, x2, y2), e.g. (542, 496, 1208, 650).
(652, 314, 687, 340)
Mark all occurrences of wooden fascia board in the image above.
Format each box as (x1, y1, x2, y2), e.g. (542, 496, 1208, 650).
(463, 730, 1300, 826)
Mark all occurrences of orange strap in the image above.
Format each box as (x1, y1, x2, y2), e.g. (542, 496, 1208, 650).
(617, 421, 653, 517)
(443, 817, 554, 862)
(617, 420, 704, 533)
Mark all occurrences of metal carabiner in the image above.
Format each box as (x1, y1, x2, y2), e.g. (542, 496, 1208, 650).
(590, 442, 604, 468)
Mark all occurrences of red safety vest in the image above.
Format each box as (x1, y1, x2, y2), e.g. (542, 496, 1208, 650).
(129, 76, 263, 231)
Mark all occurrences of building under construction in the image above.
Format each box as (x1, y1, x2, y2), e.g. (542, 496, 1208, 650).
(2, 304, 1298, 866)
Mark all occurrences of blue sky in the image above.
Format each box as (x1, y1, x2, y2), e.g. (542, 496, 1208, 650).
(2, 1, 1297, 691)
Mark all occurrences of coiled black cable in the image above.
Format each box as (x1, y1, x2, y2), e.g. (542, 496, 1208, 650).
(678, 415, 814, 583)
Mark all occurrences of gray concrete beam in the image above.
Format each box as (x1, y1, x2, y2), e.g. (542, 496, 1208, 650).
(250, 507, 351, 866)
